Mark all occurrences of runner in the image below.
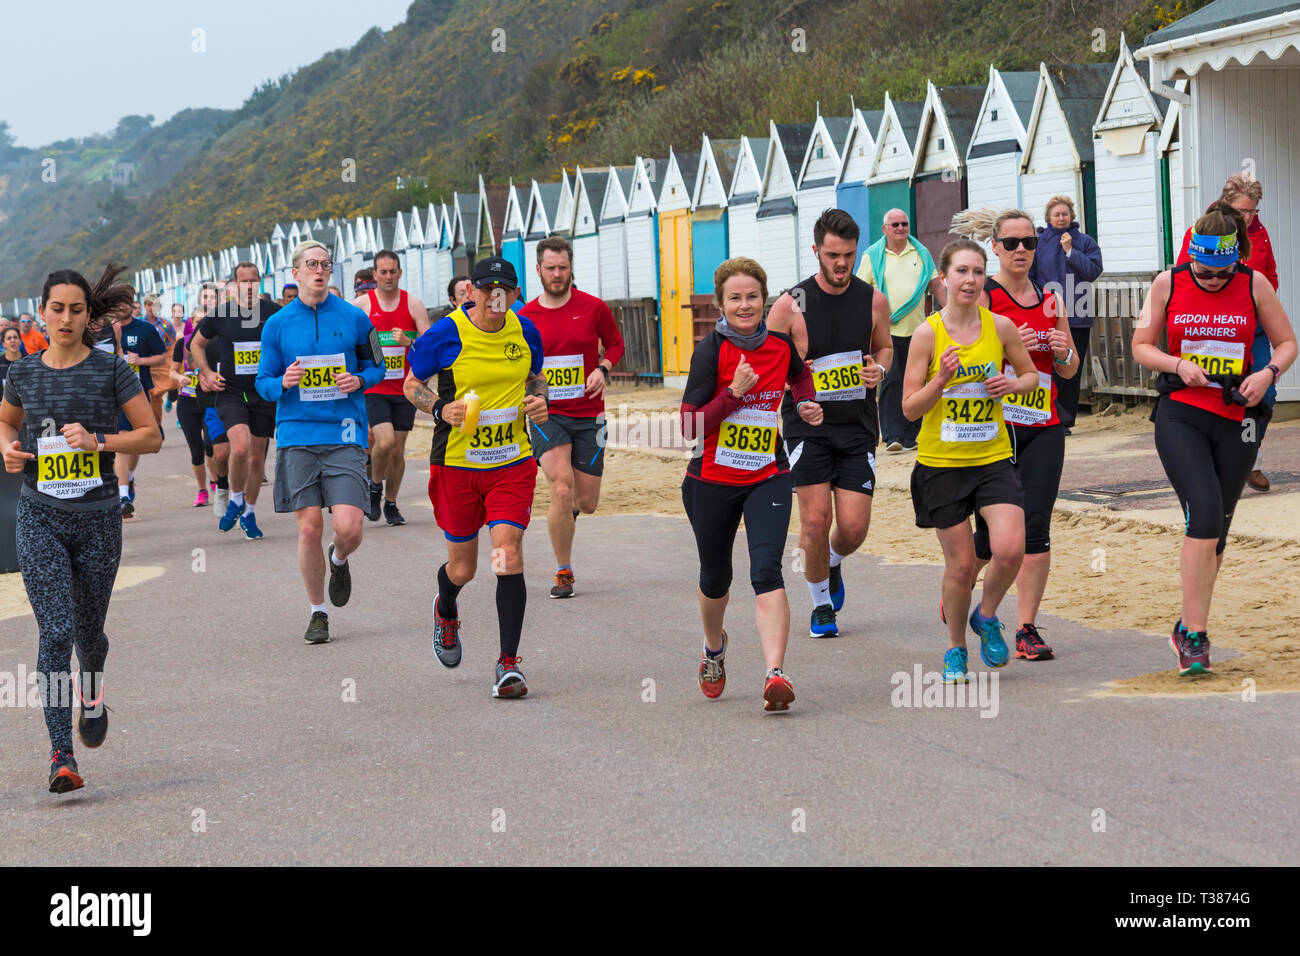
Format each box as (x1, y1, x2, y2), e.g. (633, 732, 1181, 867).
(191, 262, 281, 539)
(681, 257, 823, 711)
(518, 236, 625, 597)
(1132, 203, 1296, 676)
(191, 285, 230, 515)
(766, 209, 892, 637)
(254, 240, 386, 644)
(901, 239, 1040, 684)
(954, 208, 1080, 661)
(113, 295, 167, 517)
(19, 313, 48, 354)
(167, 320, 211, 506)
(142, 294, 176, 424)
(0, 327, 24, 387)
(403, 256, 549, 698)
(0, 263, 161, 793)
(164, 302, 186, 413)
(352, 249, 430, 526)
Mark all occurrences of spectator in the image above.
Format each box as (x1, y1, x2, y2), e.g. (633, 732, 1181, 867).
(1029, 196, 1103, 433)
(353, 268, 376, 295)
(281, 282, 299, 305)
(18, 312, 48, 354)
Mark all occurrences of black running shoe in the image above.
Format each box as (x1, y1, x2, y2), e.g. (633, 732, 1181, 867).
(76, 679, 108, 749)
(383, 501, 405, 526)
(304, 611, 330, 644)
(327, 543, 351, 607)
(120, 497, 134, 519)
(1015, 623, 1055, 661)
(48, 749, 84, 793)
(367, 481, 382, 522)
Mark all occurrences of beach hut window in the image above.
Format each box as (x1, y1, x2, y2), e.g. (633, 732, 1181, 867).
(938, 137, 946, 151)
(991, 109, 998, 121)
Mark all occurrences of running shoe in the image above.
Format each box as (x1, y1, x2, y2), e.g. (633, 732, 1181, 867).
(76, 682, 108, 748)
(194, 489, 209, 508)
(432, 595, 462, 668)
(327, 543, 351, 607)
(942, 647, 970, 684)
(239, 511, 264, 540)
(493, 654, 528, 699)
(1170, 621, 1212, 676)
(550, 569, 575, 599)
(810, 603, 838, 638)
(902, 442, 918, 452)
(218, 499, 245, 533)
(383, 501, 406, 526)
(48, 749, 84, 794)
(304, 611, 330, 645)
(165, 397, 173, 412)
(970, 608, 1009, 668)
(128, 477, 135, 502)
(698, 629, 728, 699)
(828, 564, 845, 612)
(1015, 623, 1054, 661)
(367, 481, 383, 522)
(120, 496, 134, 519)
(213, 487, 229, 518)
(763, 668, 795, 712)
(886, 440, 903, 452)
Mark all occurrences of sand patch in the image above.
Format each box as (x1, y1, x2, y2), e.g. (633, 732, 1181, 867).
(0, 565, 165, 622)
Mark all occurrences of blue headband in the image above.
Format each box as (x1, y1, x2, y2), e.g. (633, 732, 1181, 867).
(1188, 231, 1238, 267)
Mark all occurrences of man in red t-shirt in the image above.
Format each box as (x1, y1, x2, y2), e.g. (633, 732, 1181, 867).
(353, 249, 430, 525)
(518, 237, 625, 598)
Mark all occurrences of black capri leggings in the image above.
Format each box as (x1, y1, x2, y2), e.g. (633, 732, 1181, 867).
(1154, 398, 1259, 554)
(176, 395, 207, 467)
(682, 472, 792, 598)
(975, 422, 1065, 559)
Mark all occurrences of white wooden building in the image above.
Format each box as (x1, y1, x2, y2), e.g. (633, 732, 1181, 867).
(625, 156, 661, 300)
(757, 121, 813, 294)
(570, 165, 610, 297)
(598, 165, 637, 301)
(966, 67, 1039, 212)
(835, 106, 883, 241)
(795, 113, 851, 276)
(523, 179, 563, 288)
(726, 135, 769, 264)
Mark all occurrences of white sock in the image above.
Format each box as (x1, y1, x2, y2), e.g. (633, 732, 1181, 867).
(829, 546, 845, 569)
(230, 491, 245, 507)
(808, 578, 832, 608)
(243, 502, 254, 516)
(310, 603, 327, 615)
(129, 471, 135, 481)
(330, 548, 347, 566)
(118, 485, 130, 498)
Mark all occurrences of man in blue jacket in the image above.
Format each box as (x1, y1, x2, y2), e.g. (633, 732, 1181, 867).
(256, 240, 387, 644)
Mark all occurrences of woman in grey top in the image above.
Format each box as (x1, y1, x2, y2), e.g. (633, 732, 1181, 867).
(0, 263, 161, 794)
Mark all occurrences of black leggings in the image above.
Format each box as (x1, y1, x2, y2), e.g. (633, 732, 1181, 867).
(1154, 398, 1259, 554)
(17, 495, 122, 754)
(177, 395, 206, 467)
(682, 472, 792, 598)
(974, 422, 1065, 559)
(1054, 326, 1091, 427)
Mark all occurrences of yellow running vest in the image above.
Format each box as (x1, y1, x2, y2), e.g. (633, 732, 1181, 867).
(916, 309, 1014, 468)
(439, 308, 535, 469)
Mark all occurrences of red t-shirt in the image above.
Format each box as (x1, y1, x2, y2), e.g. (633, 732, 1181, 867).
(364, 290, 418, 397)
(519, 288, 625, 418)
(1165, 264, 1257, 421)
(987, 278, 1063, 428)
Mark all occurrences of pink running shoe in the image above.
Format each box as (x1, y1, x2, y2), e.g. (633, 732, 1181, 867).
(194, 489, 209, 507)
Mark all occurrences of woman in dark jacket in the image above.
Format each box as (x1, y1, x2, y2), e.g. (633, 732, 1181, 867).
(1029, 196, 1103, 431)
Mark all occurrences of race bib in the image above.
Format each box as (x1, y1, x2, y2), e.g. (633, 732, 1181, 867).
(809, 350, 866, 402)
(542, 353, 586, 401)
(1181, 339, 1245, 386)
(180, 371, 198, 399)
(1001, 365, 1051, 426)
(939, 381, 999, 443)
(36, 436, 101, 500)
(233, 341, 261, 376)
(715, 406, 779, 471)
(298, 353, 346, 402)
(464, 406, 521, 464)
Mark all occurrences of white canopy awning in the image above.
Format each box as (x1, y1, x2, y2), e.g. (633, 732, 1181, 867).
(1136, 6, 1300, 79)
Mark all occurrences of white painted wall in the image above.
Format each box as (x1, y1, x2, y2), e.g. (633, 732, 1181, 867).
(626, 216, 658, 300)
(727, 203, 761, 263)
(572, 234, 602, 298)
(871, 116, 913, 183)
(599, 221, 629, 300)
(797, 184, 837, 278)
(1094, 132, 1164, 274)
(758, 214, 800, 294)
(1021, 167, 1082, 228)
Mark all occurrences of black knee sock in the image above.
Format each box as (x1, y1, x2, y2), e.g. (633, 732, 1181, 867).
(496, 573, 526, 658)
(216, 474, 229, 490)
(437, 563, 464, 618)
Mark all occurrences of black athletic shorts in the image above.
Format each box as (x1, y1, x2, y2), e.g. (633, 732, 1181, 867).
(365, 392, 417, 432)
(785, 428, 877, 494)
(911, 458, 1023, 530)
(529, 414, 606, 477)
(216, 388, 276, 439)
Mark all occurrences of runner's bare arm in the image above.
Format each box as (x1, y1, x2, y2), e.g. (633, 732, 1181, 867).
(409, 296, 431, 337)
(1049, 293, 1079, 380)
(901, 323, 946, 420)
(523, 373, 549, 424)
(405, 374, 437, 413)
(766, 292, 808, 357)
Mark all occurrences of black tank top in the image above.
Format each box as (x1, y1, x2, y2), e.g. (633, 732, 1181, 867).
(781, 274, 878, 438)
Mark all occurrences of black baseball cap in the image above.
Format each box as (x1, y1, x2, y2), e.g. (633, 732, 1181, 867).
(471, 256, 518, 289)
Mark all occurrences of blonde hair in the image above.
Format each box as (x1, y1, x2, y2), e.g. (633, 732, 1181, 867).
(949, 208, 1034, 242)
(1219, 173, 1262, 205)
(1045, 196, 1076, 223)
(713, 257, 769, 305)
(291, 240, 330, 267)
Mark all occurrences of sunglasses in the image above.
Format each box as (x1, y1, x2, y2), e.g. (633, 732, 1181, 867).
(1191, 264, 1234, 281)
(995, 236, 1038, 251)
(887, 221, 909, 228)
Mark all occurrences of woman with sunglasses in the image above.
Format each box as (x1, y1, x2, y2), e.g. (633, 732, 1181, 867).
(952, 208, 1080, 662)
(1133, 203, 1296, 676)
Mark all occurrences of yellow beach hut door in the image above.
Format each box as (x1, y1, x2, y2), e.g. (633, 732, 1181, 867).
(658, 209, 694, 377)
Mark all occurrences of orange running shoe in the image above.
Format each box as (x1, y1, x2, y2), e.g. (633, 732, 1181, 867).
(763, 669, 795, 712)
(698, 629, 728, 699)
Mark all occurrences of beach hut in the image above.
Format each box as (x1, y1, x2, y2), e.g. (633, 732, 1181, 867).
(437, 201, 456, 299)
(866, 93, 925, 238)
(419, 204, 443, 307)
(692, 135, 740, 293)
(1158, 80, 1191, 264)
(523, 180, 563, 292)
(479, 177, 509, 259)
(1137, 0, 1300, 400)
(796, 113, 852, 277)
(966, 66, 1039, 213)
(625, 157, 663, 300)
(757, 121, 813, 294)
(403, 207, 425, 302)
(570, 166, 610, 298)
(911, 81, 986, 260)
(1092, 34, 1171, 275)
(657, 147, 700, 379)
(451, 193, 475, 274)
(1019, 62, 1113, 233)
(500, 182, 528, 297)
(835, 106, 884, 254)
(726, 135, 770, 264)
(598, 165, 637, 301)
(552, 169, 575, 240)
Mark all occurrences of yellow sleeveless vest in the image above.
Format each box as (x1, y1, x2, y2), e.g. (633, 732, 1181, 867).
(917, 309, 1013, 468)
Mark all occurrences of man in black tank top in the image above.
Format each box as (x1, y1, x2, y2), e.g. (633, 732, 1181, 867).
(767, 209, 893, 638)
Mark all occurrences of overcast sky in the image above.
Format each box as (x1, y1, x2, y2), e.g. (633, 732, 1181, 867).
(6, 0, 414, 147)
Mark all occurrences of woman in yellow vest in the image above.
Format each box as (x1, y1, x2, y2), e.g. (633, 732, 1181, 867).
(902, 239, 1039, 684)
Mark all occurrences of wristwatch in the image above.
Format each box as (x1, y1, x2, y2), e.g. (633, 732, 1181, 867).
(596, 364, 610, 380)
(95, 432, 106, 451)
(1268, 363, 1281, 384)
(1053, 348, 1074, 366)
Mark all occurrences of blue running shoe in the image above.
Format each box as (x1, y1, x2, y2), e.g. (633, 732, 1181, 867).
(809, 604, 838, 638)
(239, 511, 264, 540)
(828, 564, 845, 612)
(128, 477, 135, 502)
(218, 499, 245, 533)
(942, 647, 969, 684)
(970, 608, 1009, 668)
